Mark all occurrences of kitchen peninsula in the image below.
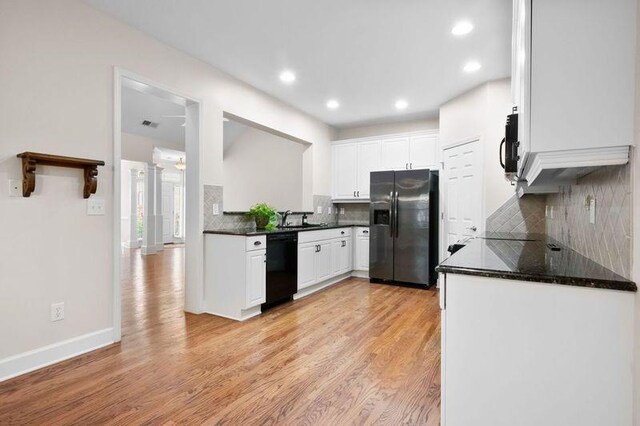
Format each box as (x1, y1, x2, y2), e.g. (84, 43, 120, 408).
(436, 234, 636, 426)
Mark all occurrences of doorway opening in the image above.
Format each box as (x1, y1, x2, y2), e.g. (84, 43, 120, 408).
(113, 70, 203, 342)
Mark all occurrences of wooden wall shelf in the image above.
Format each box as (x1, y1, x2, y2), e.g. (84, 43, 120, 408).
(16, 152, 105, 198)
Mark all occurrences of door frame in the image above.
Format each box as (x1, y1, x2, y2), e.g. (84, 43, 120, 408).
(113, 68, 204, 342)
(440, 137, 484, 263)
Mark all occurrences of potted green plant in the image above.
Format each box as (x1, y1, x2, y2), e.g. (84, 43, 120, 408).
(246, 203, 278, 230)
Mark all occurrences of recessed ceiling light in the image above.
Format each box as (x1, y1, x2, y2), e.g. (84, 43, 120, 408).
(395, 99, 408, 110)
(452, 21, 474, 36)
(279, 70, 296, 84)
(463, 61, 482, 73)
(326, 99, 340, 109)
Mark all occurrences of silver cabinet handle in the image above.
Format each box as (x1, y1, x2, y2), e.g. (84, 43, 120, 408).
(263, 254, 267, 263)
(363, 230, 369, 234)
(405, 163, 408, 169)
(467, 226, 478, 232)
(318, 245, 322, 252)
(410, 163, 413, 169)
(356, 191, 359, 197)
(341, 231, 345, 235)
(254, 241, 262, 246)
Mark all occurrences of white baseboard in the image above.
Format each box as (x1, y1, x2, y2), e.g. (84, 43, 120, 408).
(0, 328, 114, 382)
(351, 270, 369, 279)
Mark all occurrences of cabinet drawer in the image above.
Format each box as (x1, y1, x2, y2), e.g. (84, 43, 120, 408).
(298, 227, 352, 244)
(355, 227, 370, 237)
(246, 235, 266, 251)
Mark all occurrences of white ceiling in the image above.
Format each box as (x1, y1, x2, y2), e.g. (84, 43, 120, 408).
(122, 85, 185, 145)
(90, 0, 512, 128)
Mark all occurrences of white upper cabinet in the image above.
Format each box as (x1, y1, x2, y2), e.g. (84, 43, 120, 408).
(332, 143, 358, 199)
(513, 0, 634, 186)
(332, 131, 439, 201)
(356, 141, 380, 199)
(409, 134, 439, 170)
(381, 137, 411, 170)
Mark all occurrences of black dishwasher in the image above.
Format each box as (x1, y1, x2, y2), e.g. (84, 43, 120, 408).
(263, 232, 298, 310)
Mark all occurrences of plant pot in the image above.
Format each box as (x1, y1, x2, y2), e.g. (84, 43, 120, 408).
(254, 216, 269, 229)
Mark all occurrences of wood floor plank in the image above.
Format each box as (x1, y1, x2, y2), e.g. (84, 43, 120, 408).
(0, 246, 441, 425)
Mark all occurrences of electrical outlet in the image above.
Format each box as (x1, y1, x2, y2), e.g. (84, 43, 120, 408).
(317, 206, 322, 214)
(9, 179, 21, 197)
(51, 302, 65, 322)
(340, 208, 345, 215)
(212, 203, 220, 215)
(87, 198, 105, 215)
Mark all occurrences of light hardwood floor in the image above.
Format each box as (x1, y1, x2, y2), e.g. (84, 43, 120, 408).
(0, 246, 441, 425)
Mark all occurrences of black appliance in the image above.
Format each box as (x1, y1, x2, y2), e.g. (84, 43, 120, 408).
(369, 169, 439, 287)
(500, 108, 519, 182)
(263, 232, 298, 310)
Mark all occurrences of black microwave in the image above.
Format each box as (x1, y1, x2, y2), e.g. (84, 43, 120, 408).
(500, 109, 519, 182)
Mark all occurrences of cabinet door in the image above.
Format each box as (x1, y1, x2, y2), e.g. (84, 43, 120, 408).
(355, 236, 370, 271)
(315, 241, 333, 282)
(298, 243, 317, 290)
(409, 134, 439, 169)
(245, 249, 266, 308)
(341, 238, 353, 273)
(332, 143, 358, 199)
(381, 138, 410, 170)
(356, 140, 380, 198)
(331, 239, 344, 277)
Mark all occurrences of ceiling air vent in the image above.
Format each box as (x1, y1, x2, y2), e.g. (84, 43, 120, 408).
(141, 120, 159, 128)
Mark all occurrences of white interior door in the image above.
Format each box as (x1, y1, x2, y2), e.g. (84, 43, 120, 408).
(162, 182, 174, 243)
(442, 140, 482, 254)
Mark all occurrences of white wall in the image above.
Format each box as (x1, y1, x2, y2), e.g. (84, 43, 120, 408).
(223, 126, 307, 211)
(0, 0, 335, 367)
(439, 79, 515, 221)
(335, 117, 439, 140)
(122, 132, 183, 163)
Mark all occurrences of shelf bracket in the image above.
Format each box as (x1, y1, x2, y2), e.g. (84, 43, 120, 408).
(16, 152, 105, 198)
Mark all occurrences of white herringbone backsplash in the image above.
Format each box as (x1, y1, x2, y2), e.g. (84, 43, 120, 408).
(546, 164, 632, 279)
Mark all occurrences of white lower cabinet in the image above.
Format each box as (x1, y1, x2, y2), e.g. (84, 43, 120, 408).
(297, 228, 355, 292)
(332, 238, 353, 276)
(440, 273, 634, 426)
(353, 227, 370, 272)
(245, 249, 266, 308)
(204, 234, 266, 321)
(297, 242, 317, 289)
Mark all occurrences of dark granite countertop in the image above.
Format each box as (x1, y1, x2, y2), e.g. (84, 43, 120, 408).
(203, 223, 369, 236)
(436, 235, 636, 292)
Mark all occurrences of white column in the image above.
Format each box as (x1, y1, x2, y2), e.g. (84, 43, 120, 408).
(154, 166, 164, 251)
(141, 164, 156, 255)
(128, 168, 140, 248)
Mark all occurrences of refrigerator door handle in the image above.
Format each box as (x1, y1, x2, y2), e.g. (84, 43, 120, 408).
(394, 191, 399, 238)
(389, 191, 394, 237)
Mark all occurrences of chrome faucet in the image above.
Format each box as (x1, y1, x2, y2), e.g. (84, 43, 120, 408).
(281, 210, 292, 227)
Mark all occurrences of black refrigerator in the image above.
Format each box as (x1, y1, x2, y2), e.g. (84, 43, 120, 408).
(369, 169, 439, 287)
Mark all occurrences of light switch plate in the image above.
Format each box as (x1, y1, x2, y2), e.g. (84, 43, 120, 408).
(87, 198, 105, 215)
(212, 203, 220, 215)
(317, 206, 322, 214)
(589, 198, 596, 224)
(9, 179, 21, 197)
